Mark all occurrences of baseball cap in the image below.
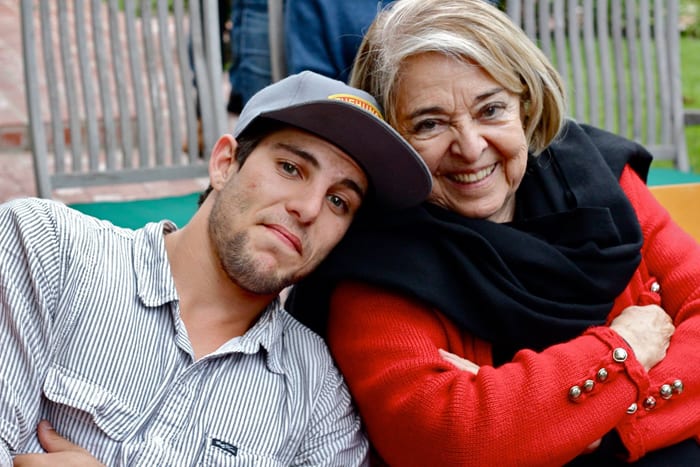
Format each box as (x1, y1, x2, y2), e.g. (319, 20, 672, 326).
(234, 71, 431, 209)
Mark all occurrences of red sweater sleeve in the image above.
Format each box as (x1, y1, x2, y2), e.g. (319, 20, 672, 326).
(615, 167, 700, 460)
(328, 281, 648, 466)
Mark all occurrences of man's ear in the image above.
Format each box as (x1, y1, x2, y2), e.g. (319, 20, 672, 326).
(208, 134, 239, 190)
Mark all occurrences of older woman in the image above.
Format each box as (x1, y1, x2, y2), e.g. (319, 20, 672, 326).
(287, 0, 700, 465)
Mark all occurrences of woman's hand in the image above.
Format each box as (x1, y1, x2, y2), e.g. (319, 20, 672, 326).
(609, 304, 675, 371)
(13, 420, 104, 467)
(439, 349, 480, 374)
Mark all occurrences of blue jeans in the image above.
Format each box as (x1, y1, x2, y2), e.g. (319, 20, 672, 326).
(284, 0, 392, 83)
(229, 0, 272, 106)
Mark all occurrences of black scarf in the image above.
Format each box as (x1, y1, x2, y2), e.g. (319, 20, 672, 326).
(286, 121, 652, 363)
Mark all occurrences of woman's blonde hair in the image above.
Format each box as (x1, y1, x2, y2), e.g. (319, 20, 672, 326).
(350, 0, 566, 154)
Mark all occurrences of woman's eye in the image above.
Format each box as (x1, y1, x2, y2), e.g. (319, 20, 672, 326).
(414, 119, 439, 133)
(480, 103, 506, 119)
(409, 118, 447, 141)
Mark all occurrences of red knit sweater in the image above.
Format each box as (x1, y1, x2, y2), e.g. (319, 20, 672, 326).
(327, 166, 700, 466)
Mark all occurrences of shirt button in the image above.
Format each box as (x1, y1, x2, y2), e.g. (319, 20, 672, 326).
(626, 403, 638, 414)
(650, 281, 661, 293)
(613, 348, 628, 362)
(583, 379, 595, 392)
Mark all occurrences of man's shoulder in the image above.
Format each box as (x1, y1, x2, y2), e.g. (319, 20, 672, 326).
(2, 197, 125, 233)
(277, 309, 331, 351)
(268, 309, 353, 405)
(2, 197, 65, 219)
(1, 197, 74, 243)
(1, 197, 143, 260)
(274, 309, 337, 369)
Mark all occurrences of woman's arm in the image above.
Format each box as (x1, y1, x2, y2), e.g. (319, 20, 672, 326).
(328, 280, 653, 466)
(615, 167, 700, 460)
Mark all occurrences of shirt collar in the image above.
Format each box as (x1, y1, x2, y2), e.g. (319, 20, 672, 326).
(133, 221, 179, 307)
(218, 298, 286, 374)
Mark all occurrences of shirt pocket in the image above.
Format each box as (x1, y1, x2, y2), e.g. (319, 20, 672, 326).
(42, 364, 139, 441)
(197, 434, 287, 467)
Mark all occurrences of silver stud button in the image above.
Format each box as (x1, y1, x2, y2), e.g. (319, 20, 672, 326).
(672, 379, 684, 394)
(650, 282, 661, 293)
(660, 384, 673, 400)
(643, 396, 657, 410)
(583, 379, 595, 392)
(597, 368, 608, 382)
(613, 348, 628, 362)
(569, 386, 582, 401)
(626, 403, 638, 414)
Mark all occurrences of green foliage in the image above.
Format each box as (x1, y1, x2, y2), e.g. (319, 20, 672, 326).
(680, 35, 700, 171)
(680, 0, 700, 37)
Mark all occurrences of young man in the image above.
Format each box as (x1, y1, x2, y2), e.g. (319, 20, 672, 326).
(1, 71, 431, 466)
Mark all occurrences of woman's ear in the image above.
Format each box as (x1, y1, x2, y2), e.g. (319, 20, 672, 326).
(208, 134, 239, 190)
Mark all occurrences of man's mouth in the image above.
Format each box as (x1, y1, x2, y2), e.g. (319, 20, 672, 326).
(265, 224, 303, 255)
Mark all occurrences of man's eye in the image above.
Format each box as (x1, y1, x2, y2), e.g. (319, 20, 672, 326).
(328, 194, 349, 212)
(281, 161, 299, 175)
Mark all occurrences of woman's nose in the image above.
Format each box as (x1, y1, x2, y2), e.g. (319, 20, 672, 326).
(450, 120, 487, 162)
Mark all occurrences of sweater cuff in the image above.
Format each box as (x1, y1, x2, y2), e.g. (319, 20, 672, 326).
(584, 326, 650, 400)
(585, 326, 654, 461)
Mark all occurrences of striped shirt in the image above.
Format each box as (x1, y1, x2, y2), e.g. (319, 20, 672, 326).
(0, 198, 368, 466)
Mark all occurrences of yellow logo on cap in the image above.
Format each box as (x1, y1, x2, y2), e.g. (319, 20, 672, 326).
(328, 94, 384, 120)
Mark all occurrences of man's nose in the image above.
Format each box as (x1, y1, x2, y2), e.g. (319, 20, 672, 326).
(285, 185, 325, 224)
